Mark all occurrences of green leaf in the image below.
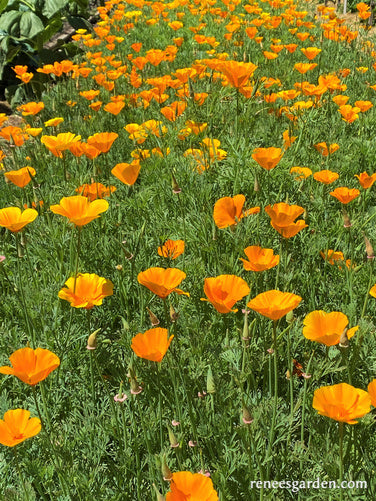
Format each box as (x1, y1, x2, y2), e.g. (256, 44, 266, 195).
(42, 0, 68, 18)
(0, 0, 9, 15)
(35, 16, 61, 50)
(20, 10, 43, 38)
(0, 11, 22, 36)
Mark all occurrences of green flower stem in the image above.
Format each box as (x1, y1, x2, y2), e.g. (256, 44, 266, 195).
(13, 446, 30, 501)
(266, 320, 278, 478)
(360, 259, 373, 320)
(73, 227, 82, 294)
(300, 350, 315, 473)
(339, 422, 344, 501)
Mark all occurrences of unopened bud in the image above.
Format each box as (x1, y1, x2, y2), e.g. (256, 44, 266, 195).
(146, 307, 160, 326)
(170, 304, 179, 322)
(129, 365, 142, 395)
(342, 210, 352, 228)
(286, 310, 294, 324)
(339, 327, 349, 348)
(161, 455, 173, 481)
(254, 175, 260, 192)
(172, 173, 181, 194)
(206, 366, 215, 394)
(364, 234, 375, 259)
(167, 425, 179, 448)
(242, 404, 253, 424)
(87, 328, 100, 350)
(152, 484, 166, 501)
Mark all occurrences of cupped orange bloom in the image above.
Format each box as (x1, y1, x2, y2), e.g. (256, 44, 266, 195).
(240, 246, 279, 272)
(17, 102, 44, 116)
(213, 195, 259, 229)
(369, 284, 376, 297)
(158, 239, 185, 259)
(0, 207, 38, 232)
(368, 380, 376, 407)
(300, 47, 321, 60)
(314, 142, 340, 156)
(86, 132, 118, 154)
(313, 170, 339, 184)
(50, 196, 109, 226)
(40, 132, 81, 158)
(217, 60, 257, 88)
(201, 275, 250, 313)
(0, 347, 60, 385)
(354, 100, 373, 112)
(294, 63, 317, 74)
(111, 161, 141, 185)
(0, 409, 41, 447)
(332, 95, 349, 106)
(252, 147, 283, 171)
(339, 104, 361, 123)
(247, 290, 302, 320)
(330, 187, 360, 204)
(265, 202, 307, 238)
(166, 471, 219, 501)
(321, 250, 350, 268)
(4, 166, 36, 188)
(75, 182, 116, 201)
(137, 267, 188, 298)
(355, 172, 376, 189)
(131, 327, 174, 362)
(313, 383, 371, 424)
(290, 166, 312, 180)
(303, 311, 358, 346)
(58, 273, 114, 309)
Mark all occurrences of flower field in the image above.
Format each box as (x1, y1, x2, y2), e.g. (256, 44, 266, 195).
(1, 0, 376, 499)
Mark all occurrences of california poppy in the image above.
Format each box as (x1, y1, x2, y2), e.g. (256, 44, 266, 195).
(0, 207, 38, 232)
(17, 102, 44, 116)
(0, 347, 60, 385)
(137, 267, 188, 298)
(300, 47, 321, 60)
(131, 327, 174, 362)
(111, 161, 141, 185)
(321, 249, 351, 269)
(313, 383, 371, 424)
(240, 246, 279, 271)
(58, 273, 114, 309)
(201, 275, 250, 313)
(213, 195, 259, 229)
(41, 132, 82, 158)
(252, 147, 283, 171)
(86, 132, 118, 154)
(339, 104, 361, 123)
(247, 290, 302, 320)
(44, 117, 64, 127)
(367, 380, 376, 407)
(314, 142, 340, 156)
(289, 166, 312, 180)
(75, 183, 116, 201)
(355, 172, 376, 189)
(158, 240, 185, 259)
(0, 409, 41, 447)
(4, 167, 36, 188)
(294, 63, 317, 74)
(330, 187, 360, 204)
(303, 311, 358, 346)
(166, 471, 218, 501)
(265, 203, 307, 238)
(313, 170, 339, 184)
(50, 196, 109, 226)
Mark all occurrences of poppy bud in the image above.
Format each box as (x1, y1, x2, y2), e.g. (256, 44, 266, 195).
(242, 404, 253, 424)
(146, 307, 160, 326)
(87, 328, 100, 350)
(171, 173, 181, 194)
(169, 304, 179, 322)
(254, 175, 260, 192)
(161, 455, 173, 481)
(206, 366, 215, 394)
(339, 328, 349, 348)
(286, 310, 294, 324)
(167, 425, 179, 448)
(129, 365, 142, 394)
(152, 484, 166, 501)
(342, 210, 352, 228)
(364, 234, 375, 259)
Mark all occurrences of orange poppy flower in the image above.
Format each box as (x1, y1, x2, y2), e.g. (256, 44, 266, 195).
(17, 102, 44, 116)
(0, 409, 41, 447)
(213, 195, 260, 229)
(313, 383, 371, 424)
(369, 284, 376, 297)
(354, 172, 376, 189)
(252, 147, 283, 171)
(354, 100, 373, 112)
(240, 246, 279, 271)
(86, 132, 118, 154)
(58, 273, 114, 309)
(300, 47, 321, 60)
(294, 63, 317, 74)
(265, 203, 307, 238)
(320, 250, 351, 269)
(217, 61, 258, 88)
(103, 101, 125, 115)
(339, 104, 361, 123)
(368, 380, 376, 407)
(50, 196, 109, 226)
(0, 347, 60, 385)
(282, 130, 297, 149)
(79, 90, 101, 100)
(0, 207, 38, 232)
(166, 471, 218, 501)
(158, 240, 185, 259)
(332, 95, 349, 106)
(160, 101, 187, 121)
(313, 170, 339, 184)
(4, 166, 36, 188)
(303, 311, 358, 346)
(137, 267, 188, 298)
(201, 275, 250, 313)
(41, 132, 82, 158)
(284, 43, 298, 53)
(248, 290, 302, 321)
(75, 183, 116, 201)
(289, 166, 312, 180)
(131, 327, 174, 362)
(314, 142, 340, 156)
(330, 187, 360, 204)
(263, 51, 279, 60)
(111, 161, 141, 185)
